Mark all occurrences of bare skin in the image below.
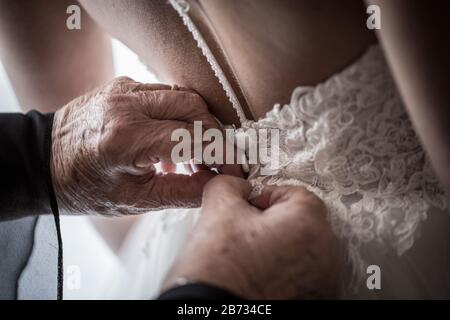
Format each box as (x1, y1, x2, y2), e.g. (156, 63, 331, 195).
(78, 0, 376, 123)
(366, 0, 450, 198)
(51, 77, 241, 216)
(79, 0, 450, 197)
(0, 0, 114, 112)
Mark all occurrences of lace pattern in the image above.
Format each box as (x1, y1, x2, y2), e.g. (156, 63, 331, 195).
(168, 0, 448, 280)
(239, 46, 448, 277)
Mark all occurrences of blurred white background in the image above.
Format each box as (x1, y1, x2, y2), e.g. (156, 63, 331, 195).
(0, 39, 158, 299)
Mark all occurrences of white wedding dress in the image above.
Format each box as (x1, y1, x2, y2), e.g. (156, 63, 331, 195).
(96, 0, 450, 299)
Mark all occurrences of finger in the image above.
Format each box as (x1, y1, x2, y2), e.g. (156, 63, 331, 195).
(108, 77, 173, 94)
(202, 175, 252, 209)
(169, 84, 197, 93)
(259, 188, 331, 250)
(129, 116, 242, 174)
(149, 170, 217, 208)
(114, 91, 242, 174)
(105, 76, 136, 94)
(108, 77, 197, 95)
(129, 83, 173, 92)
(252, 186, 328, 227)
(159, 118, 245, 178)
(249, 185, 291, 209)
(131, 119, 198, 164)
(249, 185, 319, 212)
(133, 90, 214, 123)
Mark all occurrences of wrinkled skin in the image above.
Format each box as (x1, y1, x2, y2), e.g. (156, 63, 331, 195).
(51, 77, 241, 216)
(163, 175, 339, 299)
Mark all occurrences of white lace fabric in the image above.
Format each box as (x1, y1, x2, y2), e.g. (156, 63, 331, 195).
(169, 0, 448, 279)
(240, 46, 448, 277)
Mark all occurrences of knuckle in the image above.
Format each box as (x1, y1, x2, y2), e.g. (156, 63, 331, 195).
(203, 176, 217, 193)
(204, 175, 238, 194)
(293, 211, 331, 241)
(137, 91, 155, 107)
(291, 186, 322, 204)
(103, 94, 120, 107)
(286, 188, 327, 219)
(189, 91, 206, 104)
(291, 186, 310, 197)
(176, 85, 197, 94)
(114, 76, 134, 84)
(185, 92, 208, 111)
(98, 121, 129, 163)
(97, 138, 116, 163)
(204, 174, 227, 190)
(105, 76, 136, 94)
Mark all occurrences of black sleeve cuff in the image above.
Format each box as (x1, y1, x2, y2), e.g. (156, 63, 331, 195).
(0, 111, 55, 218)
(0, 110, 63, 299)
(158, 283, 243, 300)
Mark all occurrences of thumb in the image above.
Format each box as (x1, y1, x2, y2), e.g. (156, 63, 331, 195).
(249, 185, 292, 210)
(250, 185, 325, 217)
(202, 175, 253, 210)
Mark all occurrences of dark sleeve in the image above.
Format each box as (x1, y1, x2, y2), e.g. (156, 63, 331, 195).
(0, 111, 63, 300)
(158, 283, 242, 300)
(0, 111, 55, 219)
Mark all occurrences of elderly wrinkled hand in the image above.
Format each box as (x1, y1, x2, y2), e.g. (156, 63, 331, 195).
(50, 77, 240, 216)
(163, 175, 339, 299)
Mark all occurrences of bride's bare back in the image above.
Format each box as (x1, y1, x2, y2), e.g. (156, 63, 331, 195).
(79, 0, 376, 124)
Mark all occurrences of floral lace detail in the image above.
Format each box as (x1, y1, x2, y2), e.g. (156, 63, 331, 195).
(239, 46, 448, 278)
(168, 1, 447, 282)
